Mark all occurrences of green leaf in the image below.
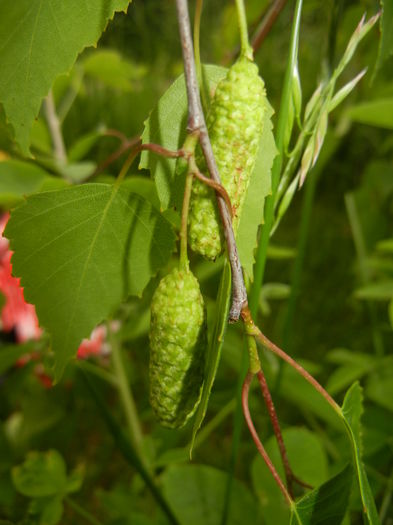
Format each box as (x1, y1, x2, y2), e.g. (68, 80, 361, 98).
(251, 427, 328, 525)
(5, 184, 175, 379)
(140, 65, 227, 210)
(161, 464, 260, 525)
(12, 450, 67, 498)
(354, 281, 393, 301)
(348, 99, 393, 129)
(290, 465, 353, 525)
(326, 351, 376, 395)
(83, 49, 146, 91)
(375, 0, 393, 71)
(189, 260, 231, 456)
(341, 383, 381, 525)
(279, 362, 343, 430)
(0, 0, 131, 153)
(377, 238, 393, 253)
(68, 131, 103, 163)
(122, 176, 160, 210)
(0, 342, 37, 376)
(236, 102, 275, 278)
(65, 465, 84, 494)
(366, 358, 393, 412)
(0, 160, 61, 208)
(30, 495, 64, 525)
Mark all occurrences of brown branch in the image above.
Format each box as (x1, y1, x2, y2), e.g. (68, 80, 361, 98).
(251, 0, 288, 55)
(93, 139, 186, 178)
(103, 129, 129, 142)
(175, 0, 247, 321)
(242, 371, 292, 505)
(93, 137, 141, 177)
(193, 168, 233, 218)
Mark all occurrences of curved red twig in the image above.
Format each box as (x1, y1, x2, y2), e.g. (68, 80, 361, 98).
(242, 371, 292, 506)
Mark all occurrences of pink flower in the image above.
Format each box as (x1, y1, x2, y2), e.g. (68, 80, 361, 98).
(0, 214, 42, 343)
(77, 325, 108, 360)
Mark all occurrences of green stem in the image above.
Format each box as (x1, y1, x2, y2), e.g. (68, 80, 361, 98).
(65, 497, 103, 525)
(179, 134, 198, 270)
(344, 194, 385, 357)
(109, 326, 148, 469)
(194, 0, 203, 87)
(247, 335, 261, 374)
(194, 399, 236, 449)
(44, 90, 67, 164)
(220, 357, 248, 525)
(82, 372, 180, 525)
(180, 168, 194, 270)
(234, 0, 253, 59)
(75, 359, 117, 386)
(115, 148, 139, 187)
(249, 0, 303, 314)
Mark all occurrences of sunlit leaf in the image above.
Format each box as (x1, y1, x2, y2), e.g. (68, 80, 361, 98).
(5, 184, 175, 379)
(0, 0, 131, 153)
(12, 450, 67, 498)
(341, 382, 380, 525)
(162, 464, 260, 525)
(190, 260, 231, 455)
(252, 427, 328, 525)
(290, 465, 352, 525)
(140, 65, 227, 210)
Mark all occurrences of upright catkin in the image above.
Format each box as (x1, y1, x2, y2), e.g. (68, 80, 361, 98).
(149, 267, 206, 428)
(188, 57, 266, 259)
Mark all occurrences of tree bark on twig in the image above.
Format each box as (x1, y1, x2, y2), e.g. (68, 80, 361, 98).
(175, 0, 247, 321)
(44, 90, 67, 164)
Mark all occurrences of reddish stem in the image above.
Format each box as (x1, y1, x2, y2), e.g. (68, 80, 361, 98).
(103, 128, 129, 142)
(193, 168, 233, 218)
(242, 371, 292, 506)
(256, 369, 293, 494)
(94, 137, 141, 177)
(241, 306, 340, 413)
(256, 369, 312, 495)
(93, 139, 186, 178)
(140, 143, 186, 159)
(251, 0, 288, 54)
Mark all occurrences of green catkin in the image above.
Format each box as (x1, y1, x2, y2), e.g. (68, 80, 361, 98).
(149, 267, 206, 428)
(188, 57, 266, 260)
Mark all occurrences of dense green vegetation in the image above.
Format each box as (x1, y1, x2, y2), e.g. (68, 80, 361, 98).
(0, 1, 392, 524)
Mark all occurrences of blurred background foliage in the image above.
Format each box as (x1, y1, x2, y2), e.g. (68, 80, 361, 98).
(0, 0, 392, 524)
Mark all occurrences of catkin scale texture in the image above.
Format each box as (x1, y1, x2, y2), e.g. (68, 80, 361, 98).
(149, 268, 206, 428)
(188, 58, 266, 259)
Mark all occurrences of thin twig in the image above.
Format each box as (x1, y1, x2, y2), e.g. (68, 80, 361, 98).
(257, 368, 294, 495)
(193, 167, 233, 218)
(93, 137, 141, 177)
(256, 369, 312, 494)
(242, 306, 341, 413)
(43, 90, 67, 164)
(242, 371, 292, 505)
(179, 134, 199, 269)
(103, 128, 129, 142)
(176, 0, 247, 321)
(65, 497, 103, 525)
(109, 324, 149, 471)
(93, 139, 185, 178)
(251, 0, 288, 54)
